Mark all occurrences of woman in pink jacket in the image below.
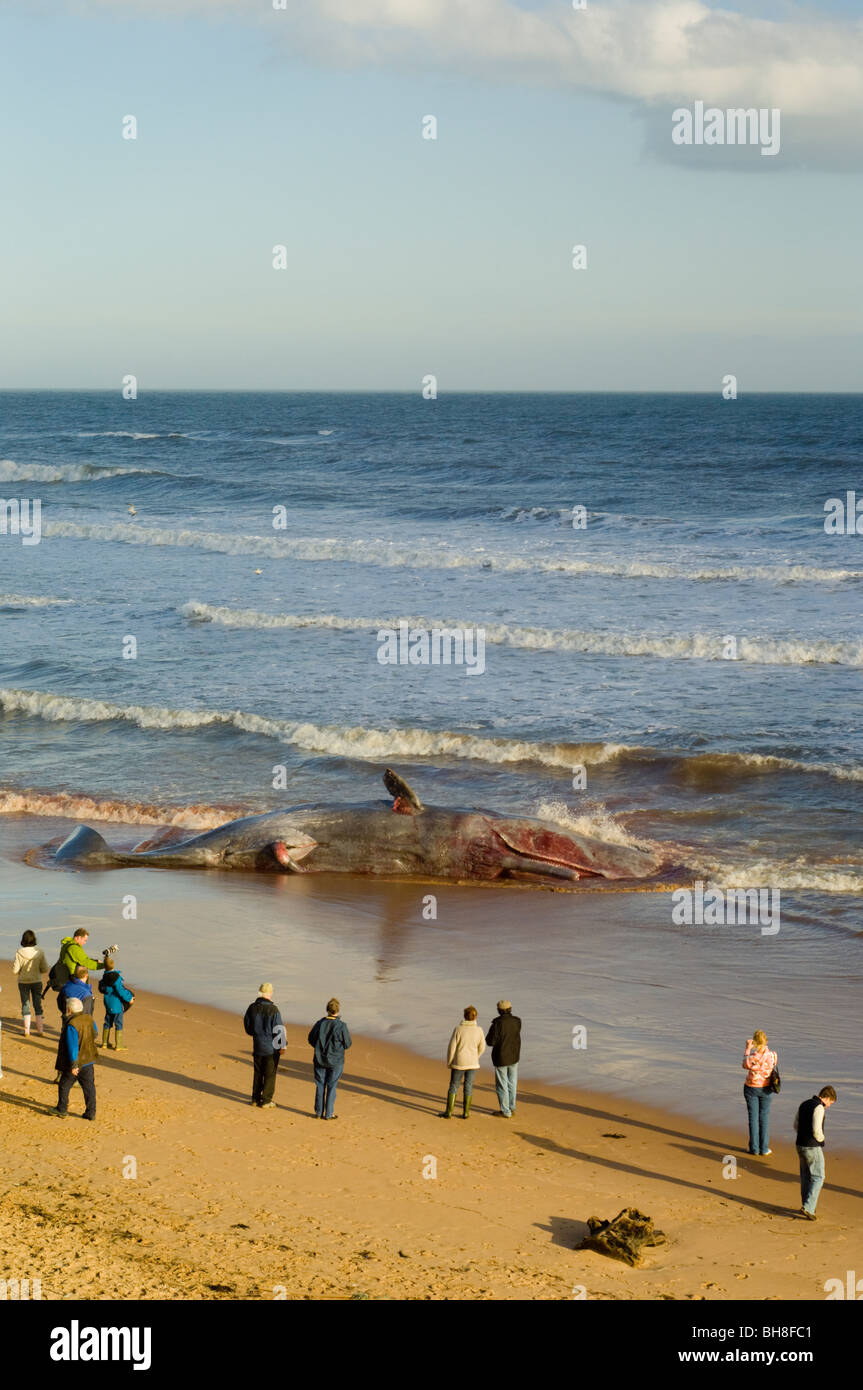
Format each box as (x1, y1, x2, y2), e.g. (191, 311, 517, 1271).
(742, 1029, 778, 1156)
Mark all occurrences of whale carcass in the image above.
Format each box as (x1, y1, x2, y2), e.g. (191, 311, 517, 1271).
(46, 769, 664, 886)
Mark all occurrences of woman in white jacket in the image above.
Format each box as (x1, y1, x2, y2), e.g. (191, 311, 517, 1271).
(12, 930, 50, 1036)
(441, 1005, 485, 1119)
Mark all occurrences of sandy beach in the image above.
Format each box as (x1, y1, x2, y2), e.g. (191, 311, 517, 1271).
(1, 978, 860, 1302)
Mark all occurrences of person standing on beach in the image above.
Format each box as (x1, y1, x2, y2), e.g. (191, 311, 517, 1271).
(442, 1006, 486, 1119)
(308, 998, 351, 1120)
(243, 983, 284, 1109)
(55, 997, 98, 1121)
(59, 928, 109, 979)
(98, 955, 134, 1050)
(794, 1086, 837, 1220)
(742, 1030, 778, 1156)
(485, 999, 521, 1118)
(12, 930, 49, 1037)
(58, 966, 94, 1017)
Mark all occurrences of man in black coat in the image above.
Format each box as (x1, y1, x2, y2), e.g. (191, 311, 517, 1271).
(486, 1000, 521, 1118)
(243, 983, 284, 1109)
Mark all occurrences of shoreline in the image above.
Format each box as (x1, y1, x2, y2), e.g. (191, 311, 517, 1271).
(2, 977, 861, 1301)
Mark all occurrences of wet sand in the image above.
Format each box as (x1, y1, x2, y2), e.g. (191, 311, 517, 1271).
(1, 983, 861, 1301)
(2, 812, 861, 1149)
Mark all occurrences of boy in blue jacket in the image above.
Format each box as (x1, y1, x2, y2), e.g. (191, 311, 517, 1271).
(98, 955, 134, 1051)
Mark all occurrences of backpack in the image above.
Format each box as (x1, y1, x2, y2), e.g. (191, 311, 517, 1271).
(47, 958, 71, 993)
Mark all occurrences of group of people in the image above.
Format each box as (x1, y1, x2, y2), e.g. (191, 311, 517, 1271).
(9, 927, 135, 1120)
(742, 1030, 837, 1219)
(4, 930, 840, 1221)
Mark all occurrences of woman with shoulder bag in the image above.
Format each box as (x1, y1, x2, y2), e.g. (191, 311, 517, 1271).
(742, 1029, 779, 1156)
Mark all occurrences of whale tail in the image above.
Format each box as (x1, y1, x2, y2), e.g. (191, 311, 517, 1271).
(54, 824, 116, 866)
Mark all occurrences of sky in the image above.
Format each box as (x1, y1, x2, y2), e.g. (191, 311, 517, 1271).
(0, 0, 862, 390)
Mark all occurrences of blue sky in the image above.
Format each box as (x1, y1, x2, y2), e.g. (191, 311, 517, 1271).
(1, 1, 862, 390)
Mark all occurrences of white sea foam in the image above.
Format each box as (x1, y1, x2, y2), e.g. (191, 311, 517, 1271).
(180, 602, 863, 667)
(41, 521, 862, 585)
(534, 799, 662, 853)
(692, 852, 863, 895)
(76, 431, 162, 440)
(0, 459, 144, 484)
(0, 594, 74, 608)
(1, 685, 860, 784)
(0, 786, 225, 829)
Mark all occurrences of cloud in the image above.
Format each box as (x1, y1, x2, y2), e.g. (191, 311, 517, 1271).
(83, 0, 863, 164)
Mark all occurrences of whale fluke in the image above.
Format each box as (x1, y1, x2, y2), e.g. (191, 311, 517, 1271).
(54, 824, 114, 865)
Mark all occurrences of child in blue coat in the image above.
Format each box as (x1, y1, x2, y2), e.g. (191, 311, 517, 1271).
(98, 956, 134, 1050)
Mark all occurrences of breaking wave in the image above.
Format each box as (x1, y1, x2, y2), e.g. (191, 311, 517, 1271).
(0, 459, 151, 484)
(1, 686, 861, 784)
(180, 602, 863, 667)
(0, 786, 229, 829)
(690, 852, 863, 895)
(40, 521, 862, 585)
(0, 594, 74, 608)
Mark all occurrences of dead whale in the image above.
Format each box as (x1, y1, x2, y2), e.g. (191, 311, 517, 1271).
(46, 769, 664, 885)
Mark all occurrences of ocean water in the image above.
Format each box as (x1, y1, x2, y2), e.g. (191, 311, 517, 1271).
(1, 391, 861, 1138)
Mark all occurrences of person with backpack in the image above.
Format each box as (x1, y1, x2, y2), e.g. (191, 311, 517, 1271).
(742, 1029, 779, 1156)
(12, 930, 49, 1037)
(47, 928, 112, 1004)
(243, 982, 284, 1108)
(99, 956, 134, 1051)
(307, 998, 351, 1120)
(55, 997, 99, 1121)
(485, 999, 521, 1118)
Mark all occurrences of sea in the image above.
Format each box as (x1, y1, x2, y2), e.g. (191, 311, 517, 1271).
(1, 392, 861, 1144)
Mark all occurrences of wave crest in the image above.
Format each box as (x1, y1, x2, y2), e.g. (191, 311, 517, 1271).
(41, 521, 862, 585)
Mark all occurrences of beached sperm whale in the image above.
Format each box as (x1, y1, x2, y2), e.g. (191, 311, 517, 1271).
(48, 770, 662, 885)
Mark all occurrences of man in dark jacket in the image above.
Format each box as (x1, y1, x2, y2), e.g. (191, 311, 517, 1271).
(243, 983, 284, 1109)
(308, 998, 351, 1120)
(486, 1000, 521, 1118)
(55, 998, 98, 1120)
(794, 1086, 837, 1219)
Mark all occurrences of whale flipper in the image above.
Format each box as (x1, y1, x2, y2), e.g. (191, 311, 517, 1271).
(54, 824, 115, 866)
(383, 768, 424, 813)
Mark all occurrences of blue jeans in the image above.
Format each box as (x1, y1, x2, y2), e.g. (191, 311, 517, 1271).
(744, 1085, 773, 1153)
(494, 1063, 518, 1115)
(314, 1059, 344, 1118)
(448, 1068, 476, 1100)
(798, 1146, 825, 1214)
(18, 983, 43, 1017)
(105, 1009, 124, 1032)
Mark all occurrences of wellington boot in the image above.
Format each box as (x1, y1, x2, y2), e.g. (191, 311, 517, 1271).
(99, 1027, 110, 1048)
(34, 1015, 44, 1036)
(114, 1037, 128, 1051)
(463, 1096, 472, 1119)
(440, 1090, 456, 1119)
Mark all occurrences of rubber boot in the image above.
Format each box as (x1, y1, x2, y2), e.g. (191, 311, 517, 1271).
(114, 1033, 127, 1051)
(463, 1095, 472, 1119)
(99, 1026, 110, 1049)
(34, 1015, 44, 1036)
(440, 1090, 456, 1119)
(23, 1016, 31, 1037)
(107, 1028, 117, 1050)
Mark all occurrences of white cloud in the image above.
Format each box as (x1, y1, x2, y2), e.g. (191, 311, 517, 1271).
(82, 0, 863, 159)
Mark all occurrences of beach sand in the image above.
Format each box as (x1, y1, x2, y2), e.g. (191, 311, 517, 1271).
(1, 978, 860, 1302)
